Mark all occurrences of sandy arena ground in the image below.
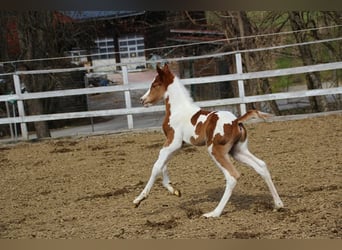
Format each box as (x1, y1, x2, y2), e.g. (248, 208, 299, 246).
(0, 114, 341, 239)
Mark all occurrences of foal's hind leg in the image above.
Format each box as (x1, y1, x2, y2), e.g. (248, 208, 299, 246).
(203, 144, 239, 218)
(231, 140, 284, 209)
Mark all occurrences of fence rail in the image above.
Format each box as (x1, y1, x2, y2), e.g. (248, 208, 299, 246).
(1, 61, 340, 103)
(1, 52, 342, 141)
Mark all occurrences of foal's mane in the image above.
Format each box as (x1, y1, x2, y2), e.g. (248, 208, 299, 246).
(167, 75, 195, 105)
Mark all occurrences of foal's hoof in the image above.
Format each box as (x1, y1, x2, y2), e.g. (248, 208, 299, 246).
(133, 197, 145, 208)
(273, 201, 285, 212)
(174, 189, 181, 197)
(202, 211, 220, 218)
(273, 206, 286, 212)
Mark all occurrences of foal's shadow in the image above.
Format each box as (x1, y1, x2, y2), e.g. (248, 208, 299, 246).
(180, 187, 273, 212)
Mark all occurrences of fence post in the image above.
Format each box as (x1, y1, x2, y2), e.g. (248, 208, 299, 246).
(13, 74, 28, 140)
(5, 101, 14, 139)
(235, 53, 247, 115)
(122, 66, 134, 129)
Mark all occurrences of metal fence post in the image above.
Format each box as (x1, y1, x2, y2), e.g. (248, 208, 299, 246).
(235, 53, 247, 115)
(122, 66, 134, 129)
(13, 74, 28, 140)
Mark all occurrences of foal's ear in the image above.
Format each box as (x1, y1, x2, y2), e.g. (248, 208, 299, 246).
(157, 63, 171, 78)
(156, 63, 163, 76)
(163, 63, 170, 72)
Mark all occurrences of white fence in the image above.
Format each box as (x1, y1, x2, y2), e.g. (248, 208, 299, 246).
(0, 52, 342, 141)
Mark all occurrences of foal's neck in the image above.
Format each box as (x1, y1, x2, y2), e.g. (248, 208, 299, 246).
(165, 76, 199, 114)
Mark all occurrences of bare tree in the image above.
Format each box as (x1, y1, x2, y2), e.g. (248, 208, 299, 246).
(13, 11, 96, 138)
(313, 11, 342, 110)
(288, 11, 335, 112)
(15, 11, 61, 138)
(0, 12, 10, 62)
(204, 11, 289, 114)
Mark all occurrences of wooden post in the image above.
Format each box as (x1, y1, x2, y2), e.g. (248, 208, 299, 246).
(5, 101, 14, 139)
(122, 66, 134, 129)
(235, 53, 247, 115)
(84, 74, 94, 132)
(13, 74, 28, 140)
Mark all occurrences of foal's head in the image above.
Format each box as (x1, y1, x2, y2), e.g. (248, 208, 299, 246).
(140, 64, 174, 107)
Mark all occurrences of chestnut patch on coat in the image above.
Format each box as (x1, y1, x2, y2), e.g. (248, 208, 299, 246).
(211, 145, 241, 179)
(162, 97, 175, 147)
(189, 112, 220, 146)
(191, 110, 211, 126)
(213, 120, 242, 146)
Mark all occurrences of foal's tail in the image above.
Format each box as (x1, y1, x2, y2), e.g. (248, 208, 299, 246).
(236, 110, 273, 124)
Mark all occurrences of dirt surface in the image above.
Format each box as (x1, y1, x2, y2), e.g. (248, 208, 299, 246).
(0, 114, 341, 239)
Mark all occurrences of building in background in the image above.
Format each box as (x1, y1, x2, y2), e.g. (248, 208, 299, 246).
(63, 11, 150, 71)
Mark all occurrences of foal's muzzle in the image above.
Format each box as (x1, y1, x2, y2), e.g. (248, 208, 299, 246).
(140, 96, 151, 107)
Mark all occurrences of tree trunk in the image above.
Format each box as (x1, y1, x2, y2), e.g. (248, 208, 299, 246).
(289, 11, 329, 112)
(16, 11, 54, 138)
(260, 78, 281, 115)
(26, 99, 51, 138)
(0, 12, 9, 61)
(236, 11, 280, 114)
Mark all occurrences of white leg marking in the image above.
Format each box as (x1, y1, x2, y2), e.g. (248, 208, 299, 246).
(203, 147, 237, 218)
(203, 169, 236, 218)
(162, 166, 181, 197)
(162, 166, 174, 193)
(133, 140, 181, 206)
(232, 141, 284, 209)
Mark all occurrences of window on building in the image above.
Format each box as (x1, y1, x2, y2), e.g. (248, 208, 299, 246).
(66, 49, 87, 65)
(119, 35, 145, 59)
(91, 38, 115, 60)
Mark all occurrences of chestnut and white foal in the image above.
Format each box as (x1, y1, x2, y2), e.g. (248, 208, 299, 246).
(133, 64, 284, 217)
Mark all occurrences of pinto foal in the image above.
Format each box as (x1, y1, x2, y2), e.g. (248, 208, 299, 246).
(133, 64, 284, 217)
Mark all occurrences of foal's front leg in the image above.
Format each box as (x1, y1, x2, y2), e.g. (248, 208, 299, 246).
(162, 166, 181, 197)
(133, 140, 181, 207)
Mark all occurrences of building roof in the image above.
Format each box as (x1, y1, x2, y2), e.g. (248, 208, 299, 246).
(168, 29, 226, 44)
(62, 11, 145, 21)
